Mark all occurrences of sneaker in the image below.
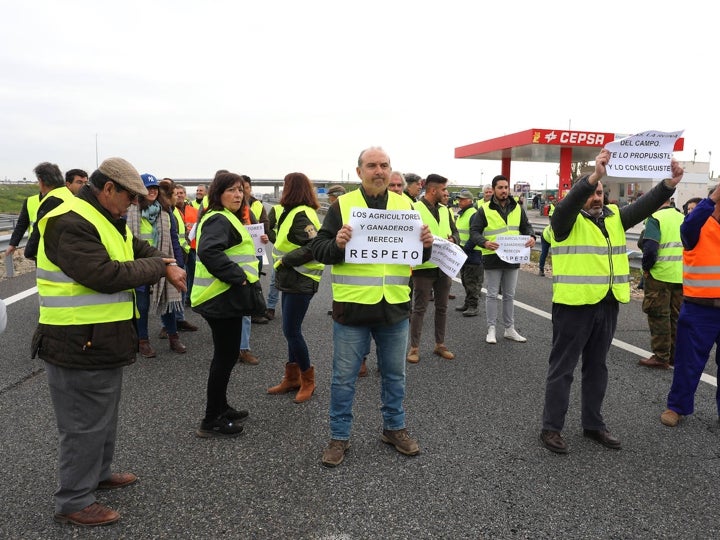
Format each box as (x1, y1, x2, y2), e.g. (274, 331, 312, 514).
(406, 347, 420, 364)
(381, 428, 420, 456)
(238, 349, 259, 365)
(158, 327, 168, 339)
(504, 327, 527, 342)
(462, 307, 479, 317)
(486, 326, 497, 344)
(433, 344, 455, 360)
(196, 416, 244, 438)
(221, 407, 249, 422)
(660, 409, 681, 427)
(321, 439, 350, 467)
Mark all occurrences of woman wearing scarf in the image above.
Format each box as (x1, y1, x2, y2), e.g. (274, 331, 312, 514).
(126, 174, 186, 357)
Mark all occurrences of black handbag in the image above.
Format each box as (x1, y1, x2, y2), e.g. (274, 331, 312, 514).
(238, 281, 267, 316)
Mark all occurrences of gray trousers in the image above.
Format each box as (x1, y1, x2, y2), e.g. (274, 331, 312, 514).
(484, 268, 519, 330)
(46, 362, 123, 514)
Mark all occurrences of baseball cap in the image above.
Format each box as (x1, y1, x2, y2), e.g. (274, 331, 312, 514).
(141, 173, 160, 189)
(97, 157, 147, 196)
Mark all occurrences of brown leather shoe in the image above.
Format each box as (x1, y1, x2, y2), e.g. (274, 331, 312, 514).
(406, 347, 419, 364)
(583, 429, 621, 449)
(54, 502, 120, 527)
(178, 320, 198, 332)
(265, 308, 275, 320)
(358, 358, 368, 377)
(638, 355, 670, 369)
(433, 344, 455, 360)
(138, 339, 156, 358)
(540, 430, 568, 454)
(661, 408, 681, 427)
(251, 315, 269, 324)
(97, 472, 138, 490)
(168, 333, 187, 354)
(238, 349, 259, 365)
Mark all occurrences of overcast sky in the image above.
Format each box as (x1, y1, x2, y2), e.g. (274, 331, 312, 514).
(1, 0, 715, 189)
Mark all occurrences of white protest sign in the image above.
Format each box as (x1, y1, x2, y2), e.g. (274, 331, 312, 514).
(605, 130, 684, 179)
(495, 235, 531, 264)
(430, 236, 467, 277)
(345, 207, 423, 265)
(245, 223, 266, 257)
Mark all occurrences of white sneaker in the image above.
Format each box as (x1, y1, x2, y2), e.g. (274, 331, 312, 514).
(504, 327, 527, 342)
(486, 326, 497, 344)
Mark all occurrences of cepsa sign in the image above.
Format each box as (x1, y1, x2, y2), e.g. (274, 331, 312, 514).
(532, 130, 614, 147)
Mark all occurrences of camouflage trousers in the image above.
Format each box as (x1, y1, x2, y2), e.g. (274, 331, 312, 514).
(641, 274, 683, 363)
(459, 263, 483, 309)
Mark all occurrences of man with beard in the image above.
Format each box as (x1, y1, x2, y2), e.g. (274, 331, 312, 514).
(540, 149, 684, 454)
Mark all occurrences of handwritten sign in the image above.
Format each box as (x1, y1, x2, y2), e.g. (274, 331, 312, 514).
(495, 235, 531, 264)
(346, 207, 423, 265)
(430, 236, 467, 277)
(605, 130, 683, 179)
(245, 223, 266, 257)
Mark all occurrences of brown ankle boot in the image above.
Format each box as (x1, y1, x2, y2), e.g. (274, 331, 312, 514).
(139, 339, 156, 358)
(267, 363, 301, 394)
(168, 333, 187, 354)
(294, 365, 316, 403)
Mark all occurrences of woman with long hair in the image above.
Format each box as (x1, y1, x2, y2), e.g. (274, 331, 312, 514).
(126, 174, 186, 357)
(192, 172, 260, 437)
(267, 172, 324, 403)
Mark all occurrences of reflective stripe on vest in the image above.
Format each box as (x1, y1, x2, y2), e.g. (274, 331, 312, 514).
(413, 200, 451, 270)
(683, 217, 720, 298)
(139, 217, 154, 245)
(455, 206, 479, 249)
(36, 197, 135, 324)
(550, 205, 630, 305)
(271, 205, 324, 281)
(173, 207, 189, 253)
(190, 209, 259, 307)
(332, 190, 412, 304)
(480, 204, 521, 255)
(649, 207, 684, 284)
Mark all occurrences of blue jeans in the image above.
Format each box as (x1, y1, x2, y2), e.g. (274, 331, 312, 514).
(136, 286, 177, 339)
(267, 264, 279, 310)
(281, 292, 313, 371)
(329, 318, 409, 440)
(240, 316, 251, 350)
(538, 237, 551, 271)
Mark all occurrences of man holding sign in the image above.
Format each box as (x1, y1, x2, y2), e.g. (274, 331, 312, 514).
(312, 146, 433, 467)
(539, 148, 683, 454)
(470, 175, 536, 344)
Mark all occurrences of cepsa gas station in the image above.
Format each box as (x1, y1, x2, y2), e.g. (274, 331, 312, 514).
(454, 128, 684, 200)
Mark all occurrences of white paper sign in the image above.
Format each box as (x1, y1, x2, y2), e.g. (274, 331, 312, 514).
(245, 223, 266, 257)
(345, 207, 424, 265)
(430, 236, 467, 277)
(605, 130, 684, 179)
(495, 235, 531, 264)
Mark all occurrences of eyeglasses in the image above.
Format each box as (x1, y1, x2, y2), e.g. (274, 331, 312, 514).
(112, 181, 140, 201)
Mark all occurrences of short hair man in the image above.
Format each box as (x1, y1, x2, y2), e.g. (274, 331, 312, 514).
(327, 184, 346, 204)
(470, 174, 536, 344)
(34, 157, 186, 525)
(638, 197, 684, 369)
(540, 149, 683, 453)
(454, 189, 483, 316)
(22, 162, 70, 260)
(311, 146, 433, 467)
(65, 169, 88, 195)
(407, 173, 460, 363)
(403, 173, 422, 203)
(192, 184, 207, 209)
(480, 184, 493, 207)
(388, 171, 405, 195)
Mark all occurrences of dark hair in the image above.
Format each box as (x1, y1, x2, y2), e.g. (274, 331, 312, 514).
(683, 197, 702, 215)
(89, 169, 113, 190)
(34, 162, 64, 188)
(214, 169, 229, 179)
(207, 172, 244, 211)
(404, 173, 421, 185)
(425, 173, 448, 187)
(241, 175, 252, 184)
(492, 175, 508, 188)
(65, 168, 88, 183)
(158, 179, 177, 212)
(280, 172, 319, 209)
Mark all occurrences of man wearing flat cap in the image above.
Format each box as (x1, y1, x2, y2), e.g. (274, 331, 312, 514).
(454, 189, 483, 316)
(327, 184, 346, 203)
(33, 157, 186, 527)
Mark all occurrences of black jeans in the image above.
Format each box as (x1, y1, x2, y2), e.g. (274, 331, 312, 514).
(203, 316, 243, 421)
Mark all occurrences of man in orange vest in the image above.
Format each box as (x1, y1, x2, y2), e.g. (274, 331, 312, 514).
(661, 182, 720, 427)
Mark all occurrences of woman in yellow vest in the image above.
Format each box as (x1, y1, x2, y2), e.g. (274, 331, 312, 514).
(267, 172, 325, 403)
(126, 174, 187, 357)
(191, 172, 260, 437)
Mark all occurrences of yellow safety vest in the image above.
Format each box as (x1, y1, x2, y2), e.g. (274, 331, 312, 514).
(649, 207, 683, 284)
(250, 199, 264, 222)
(455, 206, 479, 249)
(551, 205, 630, 305)
(413, 200, 452, 270)
(480, 203, 521, 255)
(173, 207, 189, 254)
(26, 193, 41, 236)
(36, 198, 135, 325)
(271, 205, 325, 282)
(191, 209, 259, 307)
(332, 190, 413, 304)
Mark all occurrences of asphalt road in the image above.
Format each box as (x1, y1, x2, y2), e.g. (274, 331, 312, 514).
(1, 265, 719, 539)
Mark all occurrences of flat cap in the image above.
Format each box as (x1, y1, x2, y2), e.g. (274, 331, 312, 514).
(457, 189, 474, 199)
(327, 184, 346, 197)
(98, 157, 147, 196)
